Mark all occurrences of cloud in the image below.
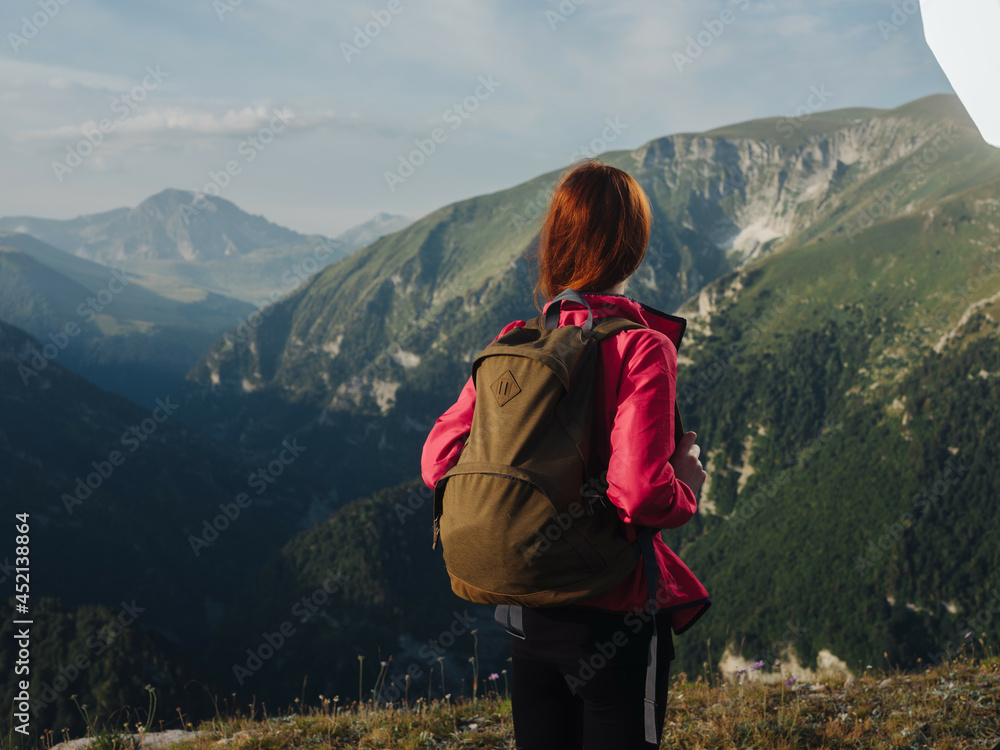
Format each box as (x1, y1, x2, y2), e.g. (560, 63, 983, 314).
(17, 104, 298, 140)
(0, 58, 136, 92)
(6, 98, 415, 158)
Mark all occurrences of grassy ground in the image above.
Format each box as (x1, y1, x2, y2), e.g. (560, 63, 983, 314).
(43, 655, 1000, 750)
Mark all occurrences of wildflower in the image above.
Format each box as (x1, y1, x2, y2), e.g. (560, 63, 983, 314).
(784, 675, 797, 687)
(489, 673, 500, 680)
(381, 660, 388, 667)
(964, 631, 973, 639)
(750, 660, 765, 671)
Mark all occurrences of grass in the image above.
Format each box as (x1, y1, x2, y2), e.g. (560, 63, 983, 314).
(39, 654, 1000, 750)
(660, 656, 1000, 749)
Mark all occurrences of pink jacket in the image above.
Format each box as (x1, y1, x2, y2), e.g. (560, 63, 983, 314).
(420, 292, 711, 634)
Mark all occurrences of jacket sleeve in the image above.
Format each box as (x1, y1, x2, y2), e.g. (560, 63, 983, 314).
(419, 320, 525, 489)
(605, 329, 699, 530)
(420, 374, 477, 489)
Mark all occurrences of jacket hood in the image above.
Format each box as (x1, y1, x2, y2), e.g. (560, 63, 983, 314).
(541, 292, 687, 352)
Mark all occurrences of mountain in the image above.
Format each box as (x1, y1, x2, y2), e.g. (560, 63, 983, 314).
(0, 189, 306, 264)
(0, 190, 337, 303)
(0, 195, 411, 304)
(173, 93, 1000, 679)
(0, 232, 255, 406)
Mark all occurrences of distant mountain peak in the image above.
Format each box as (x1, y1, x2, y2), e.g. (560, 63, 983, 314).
(145, 187, 197, 201)
(137, 188, 241, 214)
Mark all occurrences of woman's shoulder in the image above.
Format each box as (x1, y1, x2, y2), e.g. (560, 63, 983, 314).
(598, 323, 678, 390)
(607, 321, 677, 357)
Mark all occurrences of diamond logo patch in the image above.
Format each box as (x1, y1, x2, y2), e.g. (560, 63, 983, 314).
(491, 369, 521, 407)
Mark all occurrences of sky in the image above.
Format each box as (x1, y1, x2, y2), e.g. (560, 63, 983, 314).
(1, 0, 953, 238)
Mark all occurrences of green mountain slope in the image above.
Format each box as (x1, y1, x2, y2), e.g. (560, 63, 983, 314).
(664, 175, 1000, 675)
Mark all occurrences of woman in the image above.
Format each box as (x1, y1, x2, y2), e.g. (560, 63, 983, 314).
(420, 159, 710, 749)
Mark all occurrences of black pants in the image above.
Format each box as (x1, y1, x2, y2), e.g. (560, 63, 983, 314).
(509, 605, 674, 750)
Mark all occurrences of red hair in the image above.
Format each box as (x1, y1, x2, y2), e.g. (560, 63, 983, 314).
(531, 158, 651, 308)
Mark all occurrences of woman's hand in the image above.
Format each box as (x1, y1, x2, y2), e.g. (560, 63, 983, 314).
(670, 431, 707, 493)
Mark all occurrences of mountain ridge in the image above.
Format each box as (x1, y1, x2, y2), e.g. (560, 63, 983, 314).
(0, 233, 256, 405)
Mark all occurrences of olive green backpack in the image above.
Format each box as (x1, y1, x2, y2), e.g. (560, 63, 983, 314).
(432, 289, 656, 604)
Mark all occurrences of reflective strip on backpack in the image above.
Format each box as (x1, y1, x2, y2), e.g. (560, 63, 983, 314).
(494, 604, 526, 639)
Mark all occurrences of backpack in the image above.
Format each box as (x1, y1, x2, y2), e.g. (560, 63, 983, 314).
(431, 288, 679, 744)
(431, 289, 647, 604)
